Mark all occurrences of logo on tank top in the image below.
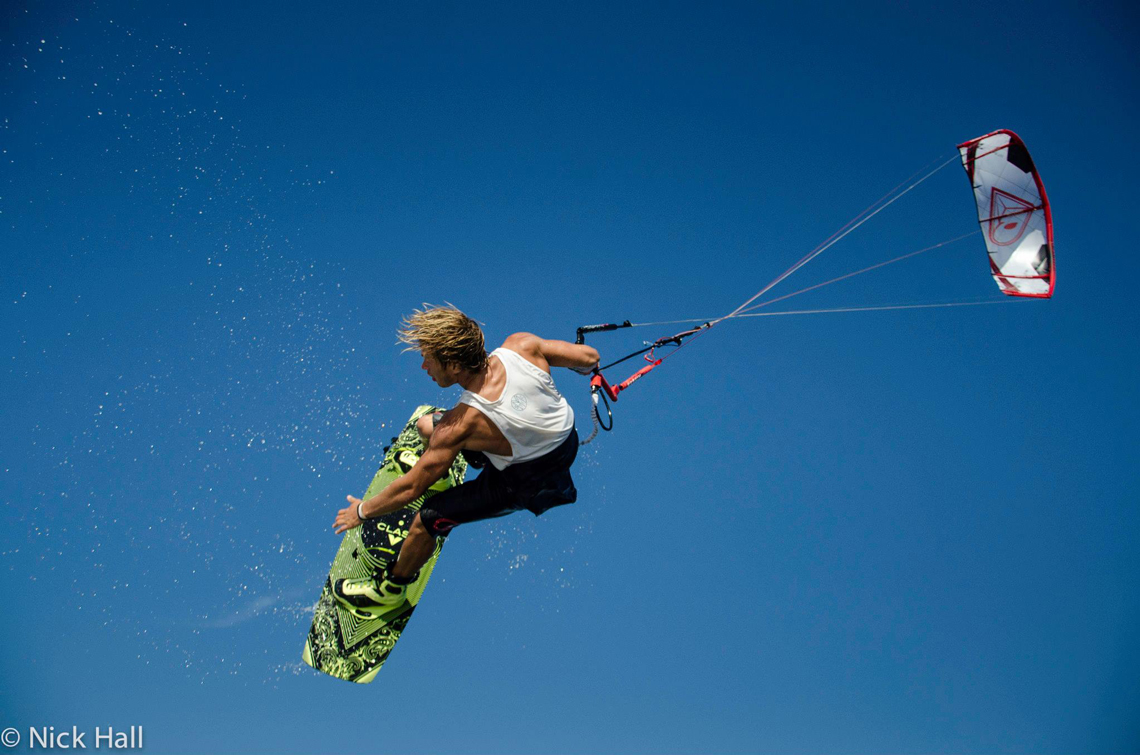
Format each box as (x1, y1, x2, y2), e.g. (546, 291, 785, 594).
(510, 393, 528, 411)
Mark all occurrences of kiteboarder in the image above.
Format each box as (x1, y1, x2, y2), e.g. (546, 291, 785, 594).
(331, 304, 599, 612)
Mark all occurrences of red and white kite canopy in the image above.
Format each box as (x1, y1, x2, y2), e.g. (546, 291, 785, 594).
(958, 130, 1055, 298)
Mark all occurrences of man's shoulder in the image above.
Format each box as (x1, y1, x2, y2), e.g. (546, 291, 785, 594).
(499, 333, 553, 371)
(501, 332, 542, 353)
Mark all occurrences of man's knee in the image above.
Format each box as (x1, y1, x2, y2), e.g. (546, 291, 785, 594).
(416, 414, 435, 444)
(417, 507, 459, 538)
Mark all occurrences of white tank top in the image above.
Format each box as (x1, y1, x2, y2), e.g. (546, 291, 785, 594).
(458, 348, 575, 470)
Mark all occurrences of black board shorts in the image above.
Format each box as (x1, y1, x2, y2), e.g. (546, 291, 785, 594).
(418, 428, 579, 537)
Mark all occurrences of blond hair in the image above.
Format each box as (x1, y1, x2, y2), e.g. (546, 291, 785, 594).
(397, 303, 488, 373)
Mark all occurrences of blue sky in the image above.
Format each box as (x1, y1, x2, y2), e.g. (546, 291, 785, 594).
(2, 1, 1137, 753)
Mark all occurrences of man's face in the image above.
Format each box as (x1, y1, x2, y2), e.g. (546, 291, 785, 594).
(420, 352, 459, 387)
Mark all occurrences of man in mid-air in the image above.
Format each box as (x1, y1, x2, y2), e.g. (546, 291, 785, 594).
(331, 304, 599, 611)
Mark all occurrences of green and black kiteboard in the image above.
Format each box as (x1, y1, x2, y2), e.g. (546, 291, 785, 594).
(302, 405, 467, 683)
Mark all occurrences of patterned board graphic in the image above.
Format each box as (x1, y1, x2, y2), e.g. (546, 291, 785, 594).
(302, 405, 468, 683)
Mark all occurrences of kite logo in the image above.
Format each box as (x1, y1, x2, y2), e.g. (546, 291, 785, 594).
(987, 188, 1035, 247)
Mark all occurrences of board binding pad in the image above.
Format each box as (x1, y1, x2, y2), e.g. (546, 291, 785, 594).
(302, 405, 467, 683)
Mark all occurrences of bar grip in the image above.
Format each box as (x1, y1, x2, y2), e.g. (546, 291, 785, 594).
(575, 320, 632, 344)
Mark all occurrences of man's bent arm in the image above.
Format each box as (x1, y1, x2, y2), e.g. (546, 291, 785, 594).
(536, 337, 600, 371)
(359, 444, 456, 519)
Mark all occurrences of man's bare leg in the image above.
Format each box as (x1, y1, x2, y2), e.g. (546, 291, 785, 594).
(389, 412, 442, 581)
(391, 514, 434, 580)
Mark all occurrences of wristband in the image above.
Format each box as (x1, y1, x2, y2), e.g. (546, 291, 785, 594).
(357, 501, 367, 521)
